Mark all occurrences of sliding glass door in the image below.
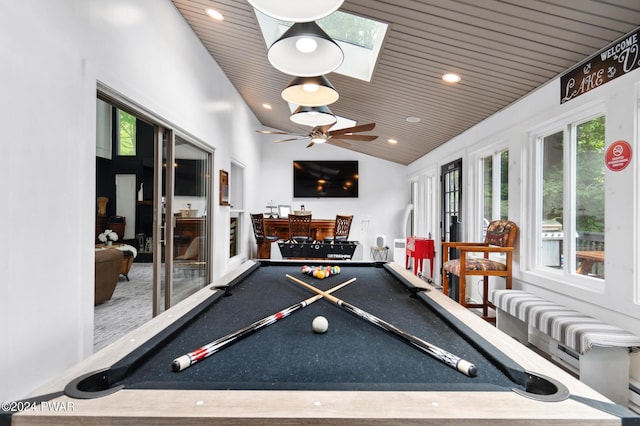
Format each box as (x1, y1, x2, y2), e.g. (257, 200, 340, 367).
(155, 132, 212, 314)
(95, 91, 213, 349)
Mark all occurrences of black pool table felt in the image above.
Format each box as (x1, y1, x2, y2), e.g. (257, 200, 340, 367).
(110, 263, 522, 392)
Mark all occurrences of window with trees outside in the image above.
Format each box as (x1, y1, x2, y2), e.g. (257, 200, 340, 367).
(538, 115, 605, 280)
(117, 109, 136, 156)
(481, 150, 509, 238)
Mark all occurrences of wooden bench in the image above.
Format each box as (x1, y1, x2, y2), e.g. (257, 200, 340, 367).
(492, 289, 640, 405)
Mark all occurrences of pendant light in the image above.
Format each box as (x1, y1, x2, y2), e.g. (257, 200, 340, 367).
(247, 0, 343, 22)
(281, 75, 339, 106)
(290, 105, 337, 127)
(268, 22, 344, 76)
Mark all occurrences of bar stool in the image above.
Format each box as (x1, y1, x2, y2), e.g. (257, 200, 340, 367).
(251, 213, 279, 258)
(288, 213, 312, 242)
(324, 214, 353, 244)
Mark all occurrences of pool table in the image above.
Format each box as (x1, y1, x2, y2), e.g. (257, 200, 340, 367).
(11, 261, 637, 425)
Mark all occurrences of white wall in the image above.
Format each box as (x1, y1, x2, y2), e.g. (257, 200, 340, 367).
(408, 71, 640, 335)
(0, 0, 264, 401)
(259, 134, 408, 259)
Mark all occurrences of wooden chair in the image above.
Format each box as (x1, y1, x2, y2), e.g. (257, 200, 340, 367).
(288, 213, 312, 242)
(441, 220, 518, 322)
(175, 236, 205, 275)
(324, 215, 353, 243)
(251, 213, 279, 258)
(107, 215, 126, 241)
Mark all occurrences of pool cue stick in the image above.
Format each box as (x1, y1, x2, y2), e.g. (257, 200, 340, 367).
(285, 274, 477, 377)
(171, 277, 357, 372)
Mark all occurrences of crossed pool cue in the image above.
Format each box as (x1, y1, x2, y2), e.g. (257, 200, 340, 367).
(286, 274, 477, 377)
(172, 277, 357, 372)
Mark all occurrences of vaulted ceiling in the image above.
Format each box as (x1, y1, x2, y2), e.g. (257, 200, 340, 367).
(172, 0, 640, 164)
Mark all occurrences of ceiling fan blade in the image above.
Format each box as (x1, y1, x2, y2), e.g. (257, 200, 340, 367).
(306, 141, 315, 148)
(257, 130, 294, 135)
(334, 134, 378, 141)
(328, 122, 375, 136)
(328, 139, 351, 147)
(274, 137, 308, 143)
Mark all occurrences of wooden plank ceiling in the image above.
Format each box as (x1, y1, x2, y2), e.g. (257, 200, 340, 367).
(171, 0, 640, 165)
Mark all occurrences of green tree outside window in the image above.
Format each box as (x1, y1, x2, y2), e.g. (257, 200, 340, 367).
(118, 110, 136, 156)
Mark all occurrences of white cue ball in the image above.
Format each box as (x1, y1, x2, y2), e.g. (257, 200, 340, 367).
(312, 316, 328, 334)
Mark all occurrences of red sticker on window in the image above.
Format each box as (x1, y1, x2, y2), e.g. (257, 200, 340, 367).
(605, 140, 632, 172)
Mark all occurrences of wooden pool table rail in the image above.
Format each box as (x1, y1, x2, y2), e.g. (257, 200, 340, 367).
(15, 261, 626, 425)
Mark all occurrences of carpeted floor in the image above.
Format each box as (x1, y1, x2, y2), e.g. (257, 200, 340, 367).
(93, 263, 206, 351)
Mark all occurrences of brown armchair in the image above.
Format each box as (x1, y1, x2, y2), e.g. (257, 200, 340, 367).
(95, 248, 123, 305)
(441, 220, 518, 321)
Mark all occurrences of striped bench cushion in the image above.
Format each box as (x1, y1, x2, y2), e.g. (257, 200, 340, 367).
(492, 290, 640, 354)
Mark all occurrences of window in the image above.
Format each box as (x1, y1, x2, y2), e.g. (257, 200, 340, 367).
(537, 115, 605, 279)
(315, 11, 379, 50)
(117, 109, 136, 156)
(481, 150, 509, 237)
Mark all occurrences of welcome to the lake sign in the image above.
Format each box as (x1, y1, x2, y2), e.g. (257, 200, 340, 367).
(561, 28, 639, 104)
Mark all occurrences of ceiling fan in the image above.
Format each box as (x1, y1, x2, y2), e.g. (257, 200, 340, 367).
(258, 123, 378, 148)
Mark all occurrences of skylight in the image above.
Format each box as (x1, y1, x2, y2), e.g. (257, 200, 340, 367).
(255, 9, 388, 82)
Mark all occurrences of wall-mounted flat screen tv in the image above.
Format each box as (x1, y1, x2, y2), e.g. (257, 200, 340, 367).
(174, 159, 206, 196)
(293, 161, 358, 198)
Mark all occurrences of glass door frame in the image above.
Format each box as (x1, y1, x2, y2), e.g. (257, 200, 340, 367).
(97, 84, 214, 318)
(153, 128, 214, 315)
(153, 127, 173, 314)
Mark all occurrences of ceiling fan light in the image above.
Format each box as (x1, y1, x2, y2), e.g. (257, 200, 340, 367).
(268, 22, 344, 76)
(281, 75, 339, 106)
(291, 105, 337, 127)
(311, 136, 327, 144)
(247, 0, 344, 22)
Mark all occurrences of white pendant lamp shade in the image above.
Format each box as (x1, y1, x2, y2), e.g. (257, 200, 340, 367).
(281, 75, 339, 107)
(247, 0, 344, 22)
(290, 105, 337, 127)
(268, 22, 344, 76)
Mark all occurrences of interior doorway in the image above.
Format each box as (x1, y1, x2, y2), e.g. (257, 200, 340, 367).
(94, 94, 213, 350)
(441, 158, 462, 243)
(440, 158, 462, 300)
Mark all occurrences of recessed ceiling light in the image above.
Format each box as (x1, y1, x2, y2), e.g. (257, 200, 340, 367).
(262, 103, 272, 109)
(387, 139, 398, 144)
(405, 116, 421, 123)
(442, 73, 461, 83)
(205, 8, 224, 20)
